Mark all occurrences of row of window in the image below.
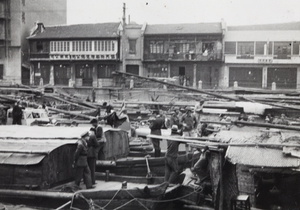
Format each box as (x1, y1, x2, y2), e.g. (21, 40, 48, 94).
(147, 40, 219, 55)
(50, 41, 116, 52)
(225, 41, 300, 58)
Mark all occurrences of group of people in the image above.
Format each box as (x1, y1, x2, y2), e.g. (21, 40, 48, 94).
(148, 100, 212, 186)
(73, 118, 104, 189)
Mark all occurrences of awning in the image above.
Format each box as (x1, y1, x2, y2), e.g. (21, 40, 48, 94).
(226, 146, 300, 168)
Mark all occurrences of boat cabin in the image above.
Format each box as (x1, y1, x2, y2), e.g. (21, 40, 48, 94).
(6, 108, 50, 125)
(0, 139, 77, 190)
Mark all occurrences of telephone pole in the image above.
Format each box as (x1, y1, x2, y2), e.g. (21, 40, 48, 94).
(122, 3, 126, 72)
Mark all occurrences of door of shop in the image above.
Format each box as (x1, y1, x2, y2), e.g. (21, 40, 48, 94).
(54, 64, 70, 86)
(267, 68, 296, 89)
(229, 67, 262, 88)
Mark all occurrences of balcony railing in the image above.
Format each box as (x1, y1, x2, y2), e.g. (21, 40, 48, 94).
(144, 52, 222, 61)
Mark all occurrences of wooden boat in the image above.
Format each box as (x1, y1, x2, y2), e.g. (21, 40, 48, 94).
(97, 151, 200, 177)
(0, 179, 176, 210)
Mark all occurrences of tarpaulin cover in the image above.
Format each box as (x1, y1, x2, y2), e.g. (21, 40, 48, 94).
(226, 146, 300, 168)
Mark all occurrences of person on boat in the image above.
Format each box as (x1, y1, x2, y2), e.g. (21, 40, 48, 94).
(194, 100, 204, 123)
(149, 112, 165, 157)
(238, 111, 248, 121)
(90, 118, 105, 160)
(102, 102, 114, 115)
(12, 101, 23, 125)
(73, 131, 93, 189)
(180, 107, 198, 138)
(87, 127, 100, 185)
(170, 107, 182, 130)
(192, 146, 211, 186)
(165, 125, 183, 184)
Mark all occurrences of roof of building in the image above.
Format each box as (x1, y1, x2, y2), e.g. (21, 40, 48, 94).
(28, 22, 121, 40)
(228, 21, 300, 31)
(144, 22, 223, 35)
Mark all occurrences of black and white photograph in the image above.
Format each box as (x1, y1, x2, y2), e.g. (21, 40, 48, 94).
(1, 0, 300, 209)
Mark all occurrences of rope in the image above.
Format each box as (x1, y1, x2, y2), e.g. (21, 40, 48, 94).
(124, 189, 150, 210)
(101, 189, 122, 209)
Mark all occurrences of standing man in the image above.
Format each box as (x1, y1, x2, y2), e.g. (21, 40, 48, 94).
(73, 132, 93, 189)
(194, 100, 204, 123)
(149, 112, 165, 157)
(165, 125, 183, 184)
(12, 101, 23, 125)
(180, 107, 198, 138)
(170, 107, 182, 130)
(90, 118, 105, 160)
(87, 127, 99, 185)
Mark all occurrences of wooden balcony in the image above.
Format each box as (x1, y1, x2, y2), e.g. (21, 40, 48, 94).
(30, 53, 50, 59)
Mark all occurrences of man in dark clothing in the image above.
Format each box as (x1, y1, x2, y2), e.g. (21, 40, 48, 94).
(149, 114, 165, 157)
(165, 125, 183, 184)
(91, 118, 105, 160)
(12, 102, 23, 125)
(87, 127, 100, 185)
(73, 132, 93, 189)
(192, 146, 210, 185)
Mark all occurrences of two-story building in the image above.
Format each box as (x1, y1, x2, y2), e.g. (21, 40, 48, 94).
(142, 22, 225, 88)
(223, 22, 300, 89)
(27, 22, 122, 87)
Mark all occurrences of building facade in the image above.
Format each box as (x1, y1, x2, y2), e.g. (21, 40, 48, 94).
(0, 0, 66, 85)
(28, 22, 122, 87)
(142, 22, 225, 89)
(222, 22, 300, 89)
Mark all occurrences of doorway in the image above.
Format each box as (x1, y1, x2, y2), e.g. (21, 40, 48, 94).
(126, 65, 139, 75)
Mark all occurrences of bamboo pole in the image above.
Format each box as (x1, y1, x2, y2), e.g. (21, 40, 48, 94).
(0, 94, 94, 120)
(0, 189, 73, 199)
(44, 94, 94, 110)
(147, 134, 300, 148)
(114, 72, 238, 101)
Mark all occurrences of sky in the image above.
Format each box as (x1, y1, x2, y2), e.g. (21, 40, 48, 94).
(67, 0, 300, 26)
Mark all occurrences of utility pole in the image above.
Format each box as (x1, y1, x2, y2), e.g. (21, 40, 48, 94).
(122, 3, 126, 72)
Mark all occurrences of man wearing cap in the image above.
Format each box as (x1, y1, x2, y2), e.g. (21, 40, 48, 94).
(87, 127, 100, 185)
(170, 107, 182, 130)
(165, 125, 183, 184)
(73, 132, 93, 189)
(180, 107, 198, 138)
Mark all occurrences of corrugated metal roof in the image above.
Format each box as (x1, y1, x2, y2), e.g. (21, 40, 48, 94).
(144, 22, 223, 35)
(0, 140, 76, 165)
(226, 146, 300, 168)
(28, 22, 121, 40)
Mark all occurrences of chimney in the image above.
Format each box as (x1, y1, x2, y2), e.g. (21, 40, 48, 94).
(37, 22, 45, 33)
